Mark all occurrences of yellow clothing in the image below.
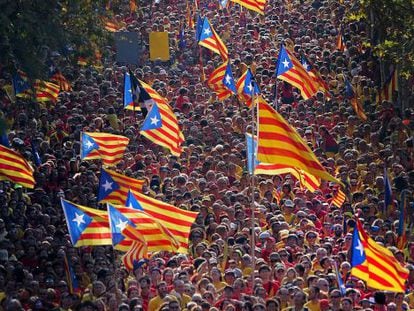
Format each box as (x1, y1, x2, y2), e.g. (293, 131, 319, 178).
(213, 281, 227, 291)
(107, 114, 119, 130)
(148, 296, 166, 311)
(304, 300, 320, 311)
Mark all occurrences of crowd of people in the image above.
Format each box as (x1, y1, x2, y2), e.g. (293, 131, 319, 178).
(0, 0, 413, 310)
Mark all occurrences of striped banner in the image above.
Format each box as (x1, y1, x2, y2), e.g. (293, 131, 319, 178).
(230, 0, 266, 14)
(0, 145, 35, 188)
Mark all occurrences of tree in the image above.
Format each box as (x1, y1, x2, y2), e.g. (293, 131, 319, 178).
(0, 0, 112, 79)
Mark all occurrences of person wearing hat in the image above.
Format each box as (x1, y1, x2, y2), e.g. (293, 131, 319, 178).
(282, 200, 296, 226)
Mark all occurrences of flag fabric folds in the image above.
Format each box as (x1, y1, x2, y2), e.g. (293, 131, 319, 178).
(336, 30, 345, 51)
(121, 225, 148, 270)
(350, 218, 408, 292)
(230, 0, 266, 14)
(207, 61, 236, 101)
(300, 55, 330, 95)
(276, 45, 318, 100)
(126, 190, 198, 253)
(376, 70, 398, 104)
(397, 191, 408, 250)
(384, 166, 394, 215)
(98, 168, 144, 205)
(331, 188, 346, 208)
(0, 145, 35, 188)
(138, 80, 184, 156)
(107, 204, 180, 253)
(12, 71, 32, 98)
(257, 100, 339, 184)
(344, 78, 367, 121)
(63, 256, 80, 294)
(51, 71, 72, 92)
(80, 132, 129, 166)
(123, 72, 136, 110)
(34, 80, 60, 102)
(198, 17, 228, 61)
(61, 199, 112, 247)
(246, 133, 320, 192)
(236, 68, 261, 107)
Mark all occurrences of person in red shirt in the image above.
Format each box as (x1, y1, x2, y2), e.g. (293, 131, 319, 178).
(258, 265, 279, 297)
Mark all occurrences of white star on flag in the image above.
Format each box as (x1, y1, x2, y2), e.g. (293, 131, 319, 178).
(247, 84, 253, 92)
(282, 59, 290, 68)
(225, 74, 232, 85)
(102, 180, 113, 192)
(73, 213, 85, 227)
(150, 116, 160, 126)
(203, 28, 211, 36)
(85, 139, 94, 150)
(355, 239, 364, 256)
(116, 219, 129, 232)
(303, 62, 309, 71)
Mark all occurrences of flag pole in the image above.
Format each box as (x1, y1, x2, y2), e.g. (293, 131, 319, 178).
(250, 73, 256, 274)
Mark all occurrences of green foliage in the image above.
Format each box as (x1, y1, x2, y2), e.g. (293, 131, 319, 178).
(354, 0, 414, 75)
(0, 0, 112, 79)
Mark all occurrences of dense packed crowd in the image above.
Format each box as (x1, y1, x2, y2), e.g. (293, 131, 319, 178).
(0, 0, 413, 310)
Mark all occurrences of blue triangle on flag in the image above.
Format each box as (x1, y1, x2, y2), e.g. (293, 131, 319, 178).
(98, 169, 120, 201)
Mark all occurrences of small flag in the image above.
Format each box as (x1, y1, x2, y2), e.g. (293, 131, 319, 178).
(121, 225, 148, 270)
(198, 17, 228, 61)
(230, 0, 266, 14)
(384, 166, 395, 215)
(344, 78, 367, 121)
(333, 261, 346, 296)
(236, 69, 261, 107)
(31, 141, 42, 167)
(61, 199, 112, 247)
(195, 15, 204, 41)
(34, 80, 60, 102)
(97, 168, 144, 205)
(50, 71, 72, 92)
(376, 70, 398, 104)
(179, 28, 187, 50)
(138, 80, 184, 156)
(331, 188, 346, 208)
(207, 62, 233, 101)
(12, 71, 32, 98)
(63, 256, 80, 294)
(275, 45, 318, 100)
(123, 72, 138, 110)
(336, 30, 346, 51)
(0, 145, 35, 188)
(397, 192, 408, 250)
(301, 55, 330, 95)
(80, 132, 129, 166)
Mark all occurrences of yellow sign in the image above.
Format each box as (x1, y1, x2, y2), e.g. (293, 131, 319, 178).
(149, 32, 170, 61)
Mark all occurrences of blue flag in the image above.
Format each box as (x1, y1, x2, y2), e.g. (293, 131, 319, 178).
(223, 62, 237, 94)
(179, 28, 186, 49)
(243, 69, 260, 96)
(196, 15, 204, 41)
(245, 133, 259, 174)
(80, 133, 99, 159)
(126, 190, 144, 210)
(123, 72, 134, 108)
(275, 45, 293, 77)
(31, 141, 42, 167)
(107, 203, 135, 246)
(141, 104, 162, 131)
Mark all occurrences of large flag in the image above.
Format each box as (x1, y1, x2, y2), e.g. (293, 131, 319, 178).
(138, 80, 184, 156)
(376, 70, 398, 104)
(107, 204, 180, 253)
(257, 100, 340, 184)
(275, 45, 318, 100)
(80, 132, 129, 166)
(230, 0, 266, 14)
(98, 168, 144, 205)
(207, 61, 236, 101)
(198, 17, 228, 61)
(301, 56, 330, 95)
(246, 133, 320, 192)
(121, 224, 148, 270)
(50, 71, 72, 92)
(0, 145, 35, 189)
(34, 80, 60, 102)
(61, 199, 112, 247)
(344, 78, 367, 121)
(351, 218, 408, 292)
(126, 190, 198, 253)
(397, 191, 408, 250)
(236, 68, 261, 107)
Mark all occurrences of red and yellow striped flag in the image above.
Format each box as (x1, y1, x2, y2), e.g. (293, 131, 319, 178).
(376, 70, 398, 104)
(81, 132, 129, 166)
(138, 80, 185, 156)
(351, 218, 408, 292)
(207, 62, 233, 101)
(331, 188, 346, 208)
(336, 31, 345, 51)
(0, 145, 35, 189)
(51, 71, 72, 92)
(109, 204, 180, 253)
(257, 100, 340, 184)
(230, 0, 266, 14)
(61, 199, 112, 247)
(122, 225, 148, 270)
(198, 17, 228, 61)
(34, 80, 60, 102)
(127, 191, 198, 253)
(98, 168, 144, 205)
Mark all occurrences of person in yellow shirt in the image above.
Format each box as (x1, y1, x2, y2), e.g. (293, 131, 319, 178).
(170, 279, 191, 309)
(304, 286, 320, 311)
(148, 281, 169, 311)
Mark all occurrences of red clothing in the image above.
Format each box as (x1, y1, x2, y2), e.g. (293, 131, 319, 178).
(262, 280, 280, 297)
